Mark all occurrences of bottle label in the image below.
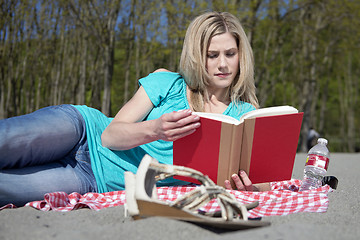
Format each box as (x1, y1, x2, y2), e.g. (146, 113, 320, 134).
(305, 154, 329, 170)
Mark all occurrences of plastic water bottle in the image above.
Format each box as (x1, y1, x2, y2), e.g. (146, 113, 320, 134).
(299, 138, 330, 191)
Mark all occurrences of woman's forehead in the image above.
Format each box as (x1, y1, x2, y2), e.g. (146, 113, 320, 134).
(208, 32, 237, 50)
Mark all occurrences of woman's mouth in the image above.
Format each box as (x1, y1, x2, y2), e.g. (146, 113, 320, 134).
(215, 73, 231, 78)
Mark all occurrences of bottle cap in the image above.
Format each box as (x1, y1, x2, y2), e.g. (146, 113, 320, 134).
(318, 138, 328, 145)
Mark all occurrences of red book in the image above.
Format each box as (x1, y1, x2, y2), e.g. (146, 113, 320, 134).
(173, 106, 303, 187)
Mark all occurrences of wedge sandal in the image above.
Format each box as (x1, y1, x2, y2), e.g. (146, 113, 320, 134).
(125, 154, 270, 230)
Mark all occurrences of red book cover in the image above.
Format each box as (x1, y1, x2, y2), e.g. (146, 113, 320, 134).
(173, 107, 303, 186)
(240, 113, 303, 184)
(172, 117, 224, 184)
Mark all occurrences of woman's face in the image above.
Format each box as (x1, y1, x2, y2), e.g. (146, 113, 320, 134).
(206, 32, 239, 94)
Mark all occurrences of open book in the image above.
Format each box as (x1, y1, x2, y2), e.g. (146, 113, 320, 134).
(173, 106, 303, 187)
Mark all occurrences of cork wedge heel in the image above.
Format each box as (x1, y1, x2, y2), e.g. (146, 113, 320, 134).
(124, 154, 270, 230)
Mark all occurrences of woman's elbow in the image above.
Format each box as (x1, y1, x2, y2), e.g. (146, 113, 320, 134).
(101, 130, 111, 148)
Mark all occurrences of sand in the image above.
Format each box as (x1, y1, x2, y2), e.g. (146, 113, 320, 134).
(1, 153, 359, 240)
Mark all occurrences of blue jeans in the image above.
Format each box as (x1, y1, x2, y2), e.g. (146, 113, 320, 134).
(0, 105, 97, 206)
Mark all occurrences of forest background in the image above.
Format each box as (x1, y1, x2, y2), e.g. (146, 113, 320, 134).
(1, 0, 359, 152)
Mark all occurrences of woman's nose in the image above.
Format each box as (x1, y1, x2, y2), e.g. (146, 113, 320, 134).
(218, 54, 227, 69)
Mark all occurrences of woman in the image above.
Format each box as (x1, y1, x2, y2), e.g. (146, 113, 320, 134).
(0, 12, 266, 207)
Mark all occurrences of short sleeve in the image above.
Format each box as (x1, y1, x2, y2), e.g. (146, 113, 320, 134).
(138, 72, 184, 107)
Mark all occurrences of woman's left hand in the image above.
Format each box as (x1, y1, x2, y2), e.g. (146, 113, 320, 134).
(224, 170, 271, 192)
(224, 170, 258, 191)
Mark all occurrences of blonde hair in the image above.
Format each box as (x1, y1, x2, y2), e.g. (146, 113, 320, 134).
(179, 12, 259, 111)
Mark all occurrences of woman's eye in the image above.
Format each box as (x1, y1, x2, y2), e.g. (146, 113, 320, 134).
(207, 54, 218, 59)
(226, 52, 236, 57)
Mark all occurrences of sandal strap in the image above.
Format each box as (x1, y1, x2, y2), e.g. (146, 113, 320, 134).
(149, 161, 216, 187)
(147, 160, 257, 221)
(170, 185, 217, 210)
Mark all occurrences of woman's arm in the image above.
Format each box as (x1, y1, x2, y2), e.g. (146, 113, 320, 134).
(101, 86, 200, 151)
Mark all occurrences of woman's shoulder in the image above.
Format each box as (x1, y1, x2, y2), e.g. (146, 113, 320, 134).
(140, 70, 183, 82)
(139, 70, 185, 92)
(152, 68, 172, 73)
(138, 70, 186, 106)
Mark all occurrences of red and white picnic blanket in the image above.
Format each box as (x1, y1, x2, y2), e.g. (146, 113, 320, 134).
(0, 179, 332, 218)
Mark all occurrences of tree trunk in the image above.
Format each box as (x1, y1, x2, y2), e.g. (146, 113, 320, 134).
(78, 34, 88, 105)
(101, 45, 112, 116)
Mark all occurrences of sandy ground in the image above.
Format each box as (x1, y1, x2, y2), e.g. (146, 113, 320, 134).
(1, 153, 359, 240)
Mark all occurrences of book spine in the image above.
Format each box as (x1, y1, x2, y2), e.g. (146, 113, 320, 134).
(226, 123, 244, 189)
(217, 122, 234, 187)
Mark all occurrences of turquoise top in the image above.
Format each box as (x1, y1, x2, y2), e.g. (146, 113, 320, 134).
(73, 72, 255, 193)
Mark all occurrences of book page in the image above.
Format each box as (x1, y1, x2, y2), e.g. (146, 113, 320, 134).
(193, 106, 298, 125)
(239, 106, 298, 122)
(192, 112, 240, 125)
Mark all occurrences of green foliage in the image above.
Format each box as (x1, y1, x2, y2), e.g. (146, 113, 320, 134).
(1, 0, 359, 152)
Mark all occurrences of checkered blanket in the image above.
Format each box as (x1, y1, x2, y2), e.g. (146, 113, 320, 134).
(0, 179, 332, 218)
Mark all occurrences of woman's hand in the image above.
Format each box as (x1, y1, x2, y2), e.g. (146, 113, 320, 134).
(224, 170, 271, 192)
(153, 109, 201, 142)
(101, 85, 201, 150)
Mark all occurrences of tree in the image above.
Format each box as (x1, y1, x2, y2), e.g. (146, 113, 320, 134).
(1, 0, 359, 152)
(66, 0, 121, 116)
